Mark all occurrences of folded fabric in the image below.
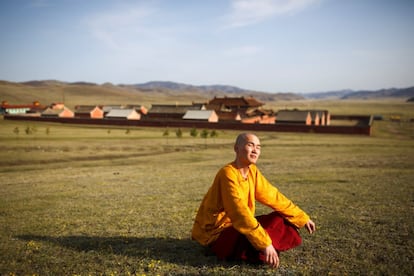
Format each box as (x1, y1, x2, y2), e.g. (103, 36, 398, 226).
(210, 212, 302, 263)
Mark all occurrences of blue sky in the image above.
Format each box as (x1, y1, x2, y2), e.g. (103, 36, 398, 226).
(0, 0, 413, 93)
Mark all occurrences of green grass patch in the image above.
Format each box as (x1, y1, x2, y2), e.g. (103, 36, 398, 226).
(0, 111, 413, 275)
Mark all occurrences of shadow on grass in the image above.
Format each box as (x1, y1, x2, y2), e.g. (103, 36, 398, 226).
(16, 234, 234, 268)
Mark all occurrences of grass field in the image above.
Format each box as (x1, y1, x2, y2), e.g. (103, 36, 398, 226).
(0, 101, 413, 275)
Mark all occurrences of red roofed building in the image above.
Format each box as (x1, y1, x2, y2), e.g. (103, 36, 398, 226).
(74, 105, 104, 119)
(147, 103, 205, 120)
(206, 96, 275, 124)
(207, 96, 263, 111)
(276, 110, 312, 125)
(0, 101, 45, 115)
(42, 103, 74, 118)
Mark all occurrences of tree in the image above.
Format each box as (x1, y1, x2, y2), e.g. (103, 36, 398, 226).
(25, 126, 33, 135)
(163, 128, 170, 144)
(176, 128, 183, 138)
(210, 130, 218, 138)
(200, 129, 209, 139)
(210, 129, 218, 143)
(190, 128, 198, 137)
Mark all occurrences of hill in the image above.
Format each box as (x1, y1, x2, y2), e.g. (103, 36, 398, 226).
(2, 80, 412, 109)
(304, 87, 414, 99)
(0, 80, 304, 109)
(341, 87, 414, 99)
(122, 81, 304, 102)
(128, 81, 249, 93)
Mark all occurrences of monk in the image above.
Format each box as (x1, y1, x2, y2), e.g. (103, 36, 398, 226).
(192, 133, 316, 268)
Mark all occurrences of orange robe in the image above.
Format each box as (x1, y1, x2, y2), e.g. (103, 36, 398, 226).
(192, 162, 310, 251)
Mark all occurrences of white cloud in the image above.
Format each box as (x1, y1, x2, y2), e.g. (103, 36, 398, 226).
(85, 5, 155, 50)
(224, 0, 320, 28)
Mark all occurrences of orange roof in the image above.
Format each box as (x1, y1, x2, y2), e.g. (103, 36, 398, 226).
(208, 96, 263, 108)
(1, 104, 34, 109)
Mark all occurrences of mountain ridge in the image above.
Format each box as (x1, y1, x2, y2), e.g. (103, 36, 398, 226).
(120, 81, 414, 100)
(126, 81, 248, 94)
(303, 87, 414, 99)
(1, 80, 413, 105)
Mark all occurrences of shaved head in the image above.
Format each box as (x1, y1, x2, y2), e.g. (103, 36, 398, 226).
(235, 133, 257, 147)
(233, 133, 261, 166)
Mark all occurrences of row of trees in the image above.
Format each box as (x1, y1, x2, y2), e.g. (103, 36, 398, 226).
(163, 128, 218, 138)
(12, 126, 219, 139)
(13, 126, 49, 135)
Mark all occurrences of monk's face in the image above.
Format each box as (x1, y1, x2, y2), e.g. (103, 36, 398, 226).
(235, 134, 261, 166)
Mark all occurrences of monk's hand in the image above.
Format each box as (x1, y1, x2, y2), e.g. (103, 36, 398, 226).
(305, 219, 316, 234)
(263, 244, 279, 268)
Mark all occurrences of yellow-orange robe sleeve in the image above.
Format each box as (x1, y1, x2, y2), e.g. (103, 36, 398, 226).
(253, 166, 310, 228)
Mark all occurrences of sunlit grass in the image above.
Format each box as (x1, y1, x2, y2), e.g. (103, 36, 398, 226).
(0, 108, 413, 275)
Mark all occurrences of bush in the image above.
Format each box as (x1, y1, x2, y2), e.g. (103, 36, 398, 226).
(210, 130, 218, 138)
(200, 129, 209, 139)
(190, 128, 198, 137)
(25, 126, 37, 135)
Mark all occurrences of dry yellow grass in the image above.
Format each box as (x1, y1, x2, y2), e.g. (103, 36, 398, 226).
(0, 110, 413, 275)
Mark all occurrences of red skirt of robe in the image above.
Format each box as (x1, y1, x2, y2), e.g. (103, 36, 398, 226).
(209, 212, 302, 263)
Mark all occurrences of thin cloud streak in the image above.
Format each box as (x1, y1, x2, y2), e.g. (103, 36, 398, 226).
(85, 5, 155, 50)
(223, 0, 321, 28)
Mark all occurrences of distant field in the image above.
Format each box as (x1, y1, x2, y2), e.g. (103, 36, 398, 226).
(267, 98, 414, 119)
(0, 100, 413, 275)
